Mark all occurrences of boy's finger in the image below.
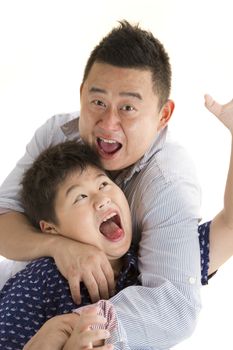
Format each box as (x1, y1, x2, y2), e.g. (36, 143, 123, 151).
(74, 314, 107, 333)
(79, 329, 110, 346)
(95, 345, 114, 350)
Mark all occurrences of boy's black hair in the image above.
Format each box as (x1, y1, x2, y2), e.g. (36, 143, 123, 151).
(21, 141, 104, 228)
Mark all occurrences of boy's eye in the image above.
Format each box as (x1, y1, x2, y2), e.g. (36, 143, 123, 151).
(73, 194, 87, 204)
(99, 181, 110, 190)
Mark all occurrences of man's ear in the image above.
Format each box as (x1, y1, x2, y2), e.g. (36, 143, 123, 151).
(157, 99, 175, 131)
(39, 220, 59, 235)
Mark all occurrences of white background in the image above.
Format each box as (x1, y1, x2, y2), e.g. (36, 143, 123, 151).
(0, 0, 233, 348)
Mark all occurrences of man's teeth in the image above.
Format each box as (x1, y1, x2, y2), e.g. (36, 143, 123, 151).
(102, 213, 117, 222)
(99, 137, 117, 144)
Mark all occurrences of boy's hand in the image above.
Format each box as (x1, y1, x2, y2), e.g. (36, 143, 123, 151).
(63, 306, 113, 350)
(24, 308, 113, 350)
(205, 94, 233, 134)
(23, 313, 79, 350)
(52, 235, 115, 304)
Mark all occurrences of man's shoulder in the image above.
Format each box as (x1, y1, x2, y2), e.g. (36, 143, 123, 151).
(147, 137, 199, 184)
(130, 136, 201, 209)
(35, 111, 81, 147)
(46, 111, 80, 136)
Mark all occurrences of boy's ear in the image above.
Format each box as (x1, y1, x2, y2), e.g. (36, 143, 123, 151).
(157, 99, 175, 131)
(39, 220, 59, 235)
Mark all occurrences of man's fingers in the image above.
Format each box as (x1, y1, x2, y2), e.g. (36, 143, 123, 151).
(68, 265, 114, 304)
(83, 273, 101, 302)
(204, 94, 222, 117)
(92, 269, 110, 300)
(68, 273, 81, 304)
(101, 262, 115, 297)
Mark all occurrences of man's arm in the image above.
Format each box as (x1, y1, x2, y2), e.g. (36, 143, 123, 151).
(0, 114, 114, 302)
(107, 97, 233, 349)
(205, 96, 233, 274)
(108, 176, 201, 349)
(0, 211, 55, 260)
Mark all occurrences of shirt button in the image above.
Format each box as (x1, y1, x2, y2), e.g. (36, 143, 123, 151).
(189, 277, 196, 285)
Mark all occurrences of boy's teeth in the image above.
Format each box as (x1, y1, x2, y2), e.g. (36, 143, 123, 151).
(102, 213, 117, 222)
(100, 137, 117, 144)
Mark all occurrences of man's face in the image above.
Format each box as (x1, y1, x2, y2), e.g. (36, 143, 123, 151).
(48, 166, 132, 261)
(79, 63, 171, 171)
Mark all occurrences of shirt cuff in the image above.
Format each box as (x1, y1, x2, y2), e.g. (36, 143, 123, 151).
(73, 300, 128, 344)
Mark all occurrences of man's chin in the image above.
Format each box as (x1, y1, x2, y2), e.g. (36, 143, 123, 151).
(100, 157, 130, 172)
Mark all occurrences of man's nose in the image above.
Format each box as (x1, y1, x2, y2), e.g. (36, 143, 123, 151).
(95, 196, 111, 210)
(99, 108, 120, 131)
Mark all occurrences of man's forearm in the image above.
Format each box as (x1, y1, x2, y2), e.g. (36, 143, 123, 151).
(223, 139, 233, 227)
(109, 281, 200, 349)
(0, 211, 55, 260)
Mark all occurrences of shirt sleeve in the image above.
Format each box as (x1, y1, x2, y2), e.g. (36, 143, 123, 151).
(0, 114, 68, 213)
(108, 158, 202, 349)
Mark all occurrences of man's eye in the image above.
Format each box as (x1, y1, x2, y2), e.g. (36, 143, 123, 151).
(92, 100, 106, 108)
(99, 181, 110, 190)
(74, 194, 87, 204)
(121, 105, 135, 112)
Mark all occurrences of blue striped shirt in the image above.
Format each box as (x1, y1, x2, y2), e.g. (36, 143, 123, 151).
(0, 112, 202, 349)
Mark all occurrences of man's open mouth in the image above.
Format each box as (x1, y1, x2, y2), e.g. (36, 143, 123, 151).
(97, 137, 122, 155)
(99, 213, 124, 241)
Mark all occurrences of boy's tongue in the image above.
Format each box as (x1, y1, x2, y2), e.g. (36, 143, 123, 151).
(100, 220, 123, 241)
(98, 139, 121, 154)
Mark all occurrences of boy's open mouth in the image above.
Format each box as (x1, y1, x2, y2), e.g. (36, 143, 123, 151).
(97, 137, 122, 155)
(99, 213, 124, 241)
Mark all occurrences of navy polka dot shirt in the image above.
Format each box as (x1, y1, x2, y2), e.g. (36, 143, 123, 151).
(0, 250, 138, 349)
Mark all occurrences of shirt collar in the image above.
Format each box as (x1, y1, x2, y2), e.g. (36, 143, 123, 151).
(111, 127, 168, 188)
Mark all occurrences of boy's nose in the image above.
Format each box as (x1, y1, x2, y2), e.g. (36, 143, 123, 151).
(95, 196, 111, 210)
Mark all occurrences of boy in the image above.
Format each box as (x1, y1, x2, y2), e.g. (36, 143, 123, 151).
(0, 141, 138, 349)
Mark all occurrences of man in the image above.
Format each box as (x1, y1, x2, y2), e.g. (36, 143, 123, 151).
(0, 21, 201, 348)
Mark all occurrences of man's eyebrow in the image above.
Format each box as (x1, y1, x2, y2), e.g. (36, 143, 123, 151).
(119, 92, 142, 100)
(89, 86, 142, 100)
(66, 173, 107, 197)
(89, 87, 107, 94)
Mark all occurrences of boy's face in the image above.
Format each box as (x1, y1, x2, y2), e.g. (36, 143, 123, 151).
(42, 166, 132, 261)
(79, 62, 174, 171)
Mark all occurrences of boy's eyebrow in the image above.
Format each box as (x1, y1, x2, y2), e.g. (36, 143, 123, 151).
(66, 173, 107, 197)
(89, 86, 142, 100)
